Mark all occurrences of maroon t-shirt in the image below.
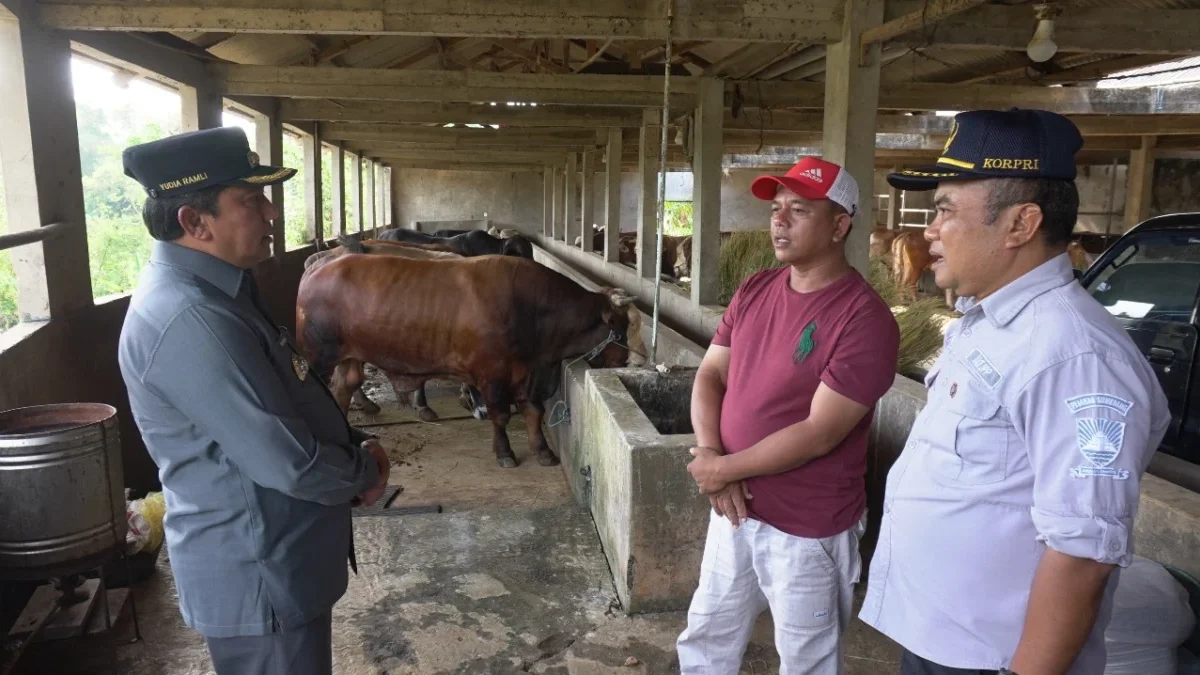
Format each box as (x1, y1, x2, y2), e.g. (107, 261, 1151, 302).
(712, 266, 900, 539)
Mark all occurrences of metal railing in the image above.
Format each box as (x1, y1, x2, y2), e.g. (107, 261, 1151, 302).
(0, 222, 70, 253)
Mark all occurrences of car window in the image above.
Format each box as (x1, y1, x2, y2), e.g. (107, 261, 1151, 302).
(1085, 234, 1200, 322)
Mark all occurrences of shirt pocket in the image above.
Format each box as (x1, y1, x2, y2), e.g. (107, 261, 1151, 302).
(934, 378, 1012, 486)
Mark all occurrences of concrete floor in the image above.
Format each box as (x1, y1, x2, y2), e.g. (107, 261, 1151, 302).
(13, 373, 902, 675)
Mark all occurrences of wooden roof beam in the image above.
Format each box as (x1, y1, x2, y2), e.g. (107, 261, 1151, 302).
(213, 65, 1200, 115)
(36, 0, 844, 43)
(860, 0, 988, 50)
(280, 100, 643, 127)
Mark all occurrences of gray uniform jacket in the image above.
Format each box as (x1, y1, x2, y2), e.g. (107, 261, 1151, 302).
(117, 241, 379, 638)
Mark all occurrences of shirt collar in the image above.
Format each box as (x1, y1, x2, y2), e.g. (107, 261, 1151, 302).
(150, 240, 249, 298)
(954, 253, 1076, 328)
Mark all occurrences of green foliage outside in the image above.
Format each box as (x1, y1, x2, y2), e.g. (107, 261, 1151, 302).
(663, 201, 693, 237)
(282, 133, 308, 251)
(0, 170, 16, 331)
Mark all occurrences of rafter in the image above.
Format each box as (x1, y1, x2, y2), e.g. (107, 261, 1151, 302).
(36, 0, 844, 43)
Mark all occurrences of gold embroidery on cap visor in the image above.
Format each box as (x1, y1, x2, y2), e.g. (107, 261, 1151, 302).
(896, 169, 961, 178)
(242, 167, 295, 184)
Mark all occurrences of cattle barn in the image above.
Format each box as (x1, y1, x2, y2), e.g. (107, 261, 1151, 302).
(2, 1, 1200, 673)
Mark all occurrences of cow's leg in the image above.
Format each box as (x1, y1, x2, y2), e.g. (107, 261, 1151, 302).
(483, 384, 518, 468)
(521, 399, 559, 467)
(457, 384, 488, 420)
(330, 360, 366, 413)
(406, 382, 438, 422)
(385, 374, 436, 422)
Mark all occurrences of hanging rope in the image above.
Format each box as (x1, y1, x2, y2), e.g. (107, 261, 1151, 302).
(650, 0, 675, 367)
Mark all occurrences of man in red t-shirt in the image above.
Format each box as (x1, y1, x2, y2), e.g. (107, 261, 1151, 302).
(676, 157, 900, 674)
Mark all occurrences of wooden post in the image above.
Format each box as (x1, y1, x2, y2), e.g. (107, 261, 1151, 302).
(564, 152, 578, 246)
(637, 109, 657, 279)
(543, 168, 554, 236)
(1124, 136, 1156, 228)
(365, 157, 375, 232)
(303, 128, 323, 246)
(691, 78, 723, 306)
(887, 165, 901, 230)
(348, 151, 362, 233)
(551, 165, 564, 240)
(580, 149, 596, 251)
(180, 84, 222, 131)
(330, 143, 346, 236)
(0, 16, 92, 317)
(822, 0, 885, 275)
(604, 127, 623, 263)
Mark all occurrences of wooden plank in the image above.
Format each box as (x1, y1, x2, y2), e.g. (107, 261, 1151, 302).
(320, 123, 599, 144)
(860, 0, 987, 48)
(280, 100, 643, 127)
(241, 65, 1200, 114)
(36, 0, 844, 43)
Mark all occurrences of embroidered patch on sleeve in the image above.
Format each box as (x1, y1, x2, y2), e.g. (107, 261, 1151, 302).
(965, 348, 1003, 389)
(1065, 393, 1134, 416)
(1070, 417, 1130, 480)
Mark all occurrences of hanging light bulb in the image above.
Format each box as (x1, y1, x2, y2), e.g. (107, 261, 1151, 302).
(1026, 4, 1061, 63)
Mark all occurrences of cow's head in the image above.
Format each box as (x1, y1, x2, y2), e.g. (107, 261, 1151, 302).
(501, 234, 534, 259)
(596, 288, 647, 368)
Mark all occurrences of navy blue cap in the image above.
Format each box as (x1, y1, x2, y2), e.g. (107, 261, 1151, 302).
(122, 126, 296, 199)
(887, 108, 1083, 191)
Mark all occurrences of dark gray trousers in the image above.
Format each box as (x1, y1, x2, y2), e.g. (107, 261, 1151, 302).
(901, 649, 999, 675)
(205, 611, 333, 675)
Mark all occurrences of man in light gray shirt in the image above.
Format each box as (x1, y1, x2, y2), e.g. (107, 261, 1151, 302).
(117, 127, 389, 675)
(859, 109, 1171, 675)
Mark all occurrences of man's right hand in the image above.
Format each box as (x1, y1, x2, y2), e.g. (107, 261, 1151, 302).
(710, 480, 753, 528)
(353, 441, 391, 506)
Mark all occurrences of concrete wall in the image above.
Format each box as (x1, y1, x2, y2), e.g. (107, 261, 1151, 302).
(1152, 158, 1200, 218)
(390, 168, 543, 232)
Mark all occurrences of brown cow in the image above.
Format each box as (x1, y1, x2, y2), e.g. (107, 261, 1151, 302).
(890, 230, 932, 301)
(1067, 239, 1095, 271)
(296, 254, 646, 468)
(303, 238, 490, 421)
(870, 227, 899, 262)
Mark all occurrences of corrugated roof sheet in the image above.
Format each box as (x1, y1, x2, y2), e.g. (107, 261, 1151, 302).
(1096, 55, 1200, 88)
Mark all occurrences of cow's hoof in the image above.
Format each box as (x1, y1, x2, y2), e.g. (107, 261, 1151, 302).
(472, 407, 488, 421)
(537, 452, 561, 467)
(497, 456, 518, 469)
(417, 407, 439, 422)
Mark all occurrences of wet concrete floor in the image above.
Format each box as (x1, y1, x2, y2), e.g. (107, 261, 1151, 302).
(15, 374, 901, 674)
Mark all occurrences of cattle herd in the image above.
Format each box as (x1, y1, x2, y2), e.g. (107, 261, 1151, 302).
(297, 226, 646, 468)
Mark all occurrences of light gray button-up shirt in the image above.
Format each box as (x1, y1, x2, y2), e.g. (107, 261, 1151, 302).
(118, 241, 379, 638)
(859, 253, 1171, 672)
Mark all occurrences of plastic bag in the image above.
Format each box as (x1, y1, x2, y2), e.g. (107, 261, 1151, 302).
(1104, 555, 1196, 675)
(124, 491, 166, 555)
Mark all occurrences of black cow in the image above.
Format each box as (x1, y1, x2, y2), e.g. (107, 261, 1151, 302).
(378, 228, 534, 260)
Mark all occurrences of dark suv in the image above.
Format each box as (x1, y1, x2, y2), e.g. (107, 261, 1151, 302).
(1078, 212, 1200, 471)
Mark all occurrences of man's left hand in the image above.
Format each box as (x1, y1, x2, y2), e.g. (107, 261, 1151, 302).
(688, 446, 728, 494)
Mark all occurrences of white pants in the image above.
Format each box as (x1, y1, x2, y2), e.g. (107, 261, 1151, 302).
(676, 510, 866, 675)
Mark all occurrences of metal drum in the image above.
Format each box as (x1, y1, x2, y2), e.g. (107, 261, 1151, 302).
(0, 403, 126, 581)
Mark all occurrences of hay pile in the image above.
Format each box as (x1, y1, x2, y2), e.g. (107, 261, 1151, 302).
(718, 230, 783, 305)
(714, 234, 945, 376)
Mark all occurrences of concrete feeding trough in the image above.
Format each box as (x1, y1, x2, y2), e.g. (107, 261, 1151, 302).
(546, 362, 709, 614)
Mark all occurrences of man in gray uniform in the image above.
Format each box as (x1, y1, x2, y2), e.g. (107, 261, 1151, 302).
(858, 109, 1171, 675)
(117, 126, 390, 675)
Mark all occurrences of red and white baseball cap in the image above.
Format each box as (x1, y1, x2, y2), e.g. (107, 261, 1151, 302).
(750, 157, 859, 216)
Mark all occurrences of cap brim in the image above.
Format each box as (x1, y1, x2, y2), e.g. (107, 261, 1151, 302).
(224, 165, 298, 188)
(886, 166, 989, 191)
(750, 175, 830, 202)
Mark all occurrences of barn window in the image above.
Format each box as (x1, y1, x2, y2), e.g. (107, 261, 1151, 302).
(343, 151, 359, 233)
(281, 125, 309, 251)
(71, 54, 181, 301)
(321, 142, 335, 240)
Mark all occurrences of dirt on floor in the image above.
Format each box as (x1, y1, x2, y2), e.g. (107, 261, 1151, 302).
(13, 380, 900, 675)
